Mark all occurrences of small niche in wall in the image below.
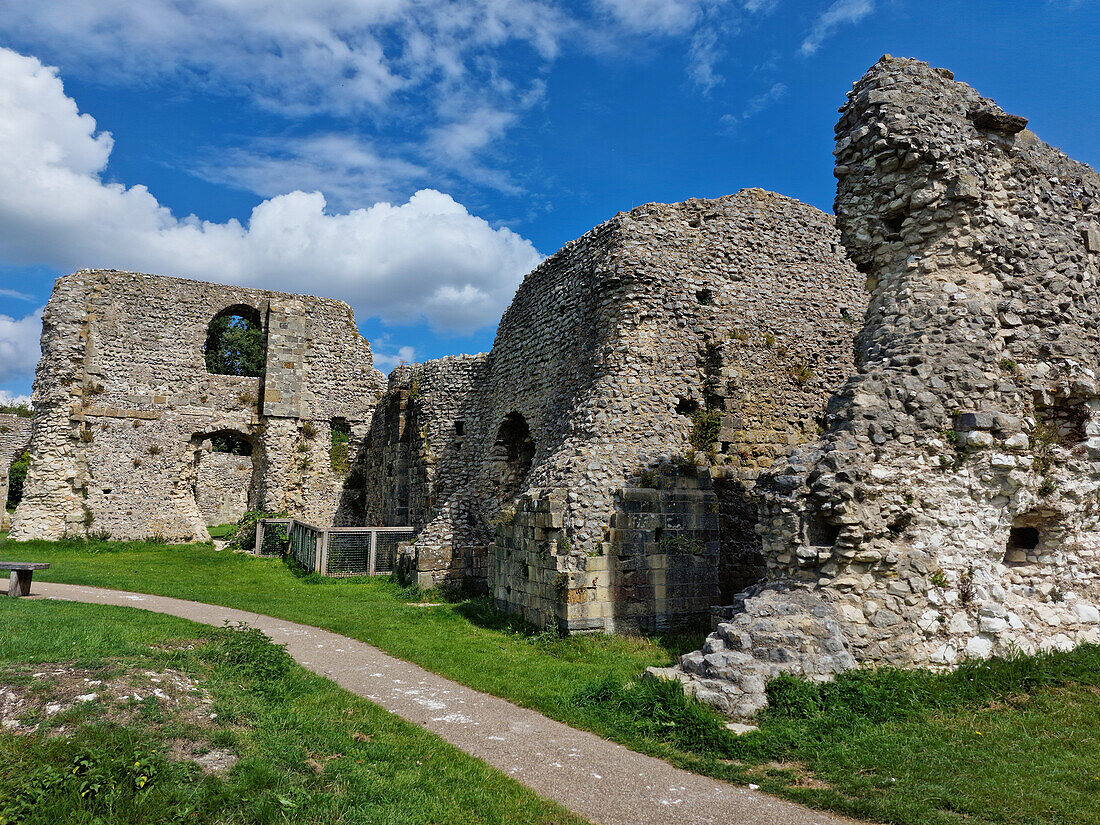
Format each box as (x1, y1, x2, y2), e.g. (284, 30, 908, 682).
(882, 212, 906, 239)
(1037, 399, 1089, 447)
(1004, 523, 1040, 565)
(695, 288, 714, 305)
(806, 515, 840, 547)
(454, 420, 465, 436)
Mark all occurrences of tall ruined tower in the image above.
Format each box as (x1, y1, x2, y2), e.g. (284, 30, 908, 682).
(672, 57, 1100, 716)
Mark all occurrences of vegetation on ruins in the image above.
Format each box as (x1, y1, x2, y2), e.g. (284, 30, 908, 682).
(5, 536, 1100, 825)
(6, 450, 29, 508)
(688, 407, 722, 457)
(0, 597, 583, 825)
(0, 404, 31, 419)
(225, 510, 290, 553)
(203, 312, 266, 378)
(329, 420, 351, 474)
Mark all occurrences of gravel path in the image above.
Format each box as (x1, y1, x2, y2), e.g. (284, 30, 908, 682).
(34, 582, 859, 825)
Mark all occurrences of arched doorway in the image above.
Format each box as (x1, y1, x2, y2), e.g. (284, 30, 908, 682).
(191, 430, 259, 526)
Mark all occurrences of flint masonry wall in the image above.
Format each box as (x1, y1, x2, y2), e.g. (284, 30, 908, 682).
(0, 413, 32, 530)
(354, 190, 865, 631)
(10, 270, 384, 541)
(670, 57, 1100, 717)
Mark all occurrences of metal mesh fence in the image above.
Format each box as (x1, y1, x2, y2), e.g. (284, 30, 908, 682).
(375, 530, 414, 574)
(289, 521, 322, 572)
(256, 520, 414, 577)
(326, 531, 373, 576)
(257, 520, 291, 556)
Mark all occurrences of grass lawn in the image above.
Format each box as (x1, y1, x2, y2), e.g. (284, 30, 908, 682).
(0, 596, 587, 825)
(4, 536, 1100, 825)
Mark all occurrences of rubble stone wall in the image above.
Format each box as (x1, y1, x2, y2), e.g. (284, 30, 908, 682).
(0, 414, 32, 530)
(10, 270, 384, 541)
(355, 190, 865, 630)
(672, 56, 1100, 716)
(194, 449, 255, 527)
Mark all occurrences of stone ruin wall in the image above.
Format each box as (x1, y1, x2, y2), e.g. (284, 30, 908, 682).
(669, 57, 1100, 716)
(10, 270, 384, 541)
(0, 413, 32, 530)
(352, 190, 866, 632)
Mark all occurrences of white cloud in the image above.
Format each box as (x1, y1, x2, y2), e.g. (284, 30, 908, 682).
(801, 0, 875, 55)
(372, 344, 418, 373)
(0, 48, 542, 336)
(0, 289, 35, 302)
(742, 81, 788, 117)
(0, 308, 43, 384)
(594, 0, 708, 34)
(688, 28, 724, 91)
(203, 134, 429, 212)
(0, 1, 567, 117)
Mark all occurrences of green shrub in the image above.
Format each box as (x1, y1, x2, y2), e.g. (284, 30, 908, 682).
(208, 621, 294, 693)
(226, 510, 289, 552)
(689, 408, 722, 453)
(569, 674, 736, 756)
(6, 450, 29, 508)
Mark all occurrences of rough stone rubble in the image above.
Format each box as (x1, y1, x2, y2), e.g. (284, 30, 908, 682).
(9, 56, 1100, 716)
(664, 56, 1100, 715)
(10, 271, 384, 542)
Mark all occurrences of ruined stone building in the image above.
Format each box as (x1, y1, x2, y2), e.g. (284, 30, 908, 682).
(10, 270, 383, 541)
(341, 190, 865, 632)
(9, 57, 1100, 713)
(0, 413, 32, 530)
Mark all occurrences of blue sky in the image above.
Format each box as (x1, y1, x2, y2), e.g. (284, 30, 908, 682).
(0, 0, 1097, 404)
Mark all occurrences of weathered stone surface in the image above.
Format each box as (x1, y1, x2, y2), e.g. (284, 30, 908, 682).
(348, 190, 865, 631)
(11, 271, 384, 541)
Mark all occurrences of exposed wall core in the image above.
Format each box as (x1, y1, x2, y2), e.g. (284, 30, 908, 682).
(670, 56, 1100, 717)
(350, 189, 866, 631)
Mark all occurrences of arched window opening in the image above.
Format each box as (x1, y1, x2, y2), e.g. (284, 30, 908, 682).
(208, 431, 253, 456)
(205, 305, 266, 378)
(330, 418, 351, 474)
(491, 412, 535, 502)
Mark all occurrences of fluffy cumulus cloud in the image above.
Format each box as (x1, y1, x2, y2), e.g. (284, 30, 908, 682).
(0, 308, 43, 385)
(0, 49, 542, 338)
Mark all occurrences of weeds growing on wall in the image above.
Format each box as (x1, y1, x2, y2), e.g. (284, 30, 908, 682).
(689, 408, 722, 456)
(329, 421, 351, 474)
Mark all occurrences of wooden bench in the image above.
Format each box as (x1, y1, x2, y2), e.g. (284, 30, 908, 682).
(1, 562, 50, 597)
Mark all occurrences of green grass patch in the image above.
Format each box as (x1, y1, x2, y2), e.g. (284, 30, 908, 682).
(7, 538, 1100, 824)
(203, 524, 238, 540)
(0, 598, 587, 825)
